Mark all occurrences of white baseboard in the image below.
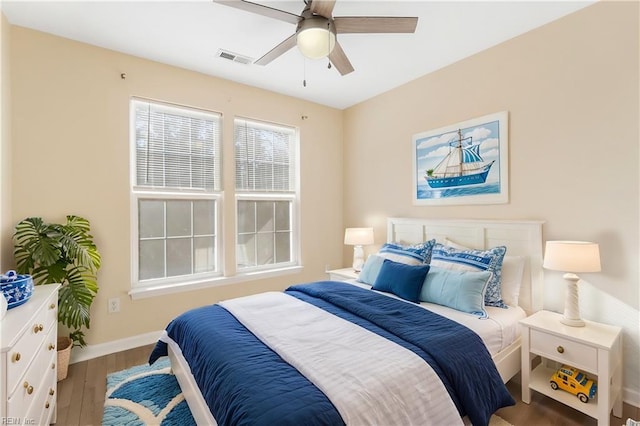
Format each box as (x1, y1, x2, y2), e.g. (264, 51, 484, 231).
(69, 330, 163, 364)
(624, 387, 640, 409)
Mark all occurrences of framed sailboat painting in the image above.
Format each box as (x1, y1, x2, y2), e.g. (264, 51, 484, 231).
(412, 111, 509, 205)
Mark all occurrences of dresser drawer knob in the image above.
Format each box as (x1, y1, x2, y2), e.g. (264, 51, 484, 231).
(557, 345, 565, 354)
(49, 388, 55, 396)
(33, 323, 44, 333)
(49, 303, 56, 310)
(12, 352, 21, 362)
(48, 343, 56, 351)
(51, 363, 56, 370)
(45, 402, 50, 409)
(23, 382, 34, 395)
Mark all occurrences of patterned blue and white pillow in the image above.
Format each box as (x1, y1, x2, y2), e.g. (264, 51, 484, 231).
(378, 239, 436, 265)
(430, 243, 508, 308)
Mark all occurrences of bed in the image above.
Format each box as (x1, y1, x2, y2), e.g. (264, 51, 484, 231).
(150, 218, 544, 426)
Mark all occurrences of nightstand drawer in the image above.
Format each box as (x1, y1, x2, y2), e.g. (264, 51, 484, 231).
(530, 329, 597, 372)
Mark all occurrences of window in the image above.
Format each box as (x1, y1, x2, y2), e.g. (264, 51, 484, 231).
(131, 99, 221, 289)
(235, 118, 298, 271)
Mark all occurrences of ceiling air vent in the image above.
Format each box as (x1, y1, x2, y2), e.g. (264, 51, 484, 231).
(216, 49, 254, 65)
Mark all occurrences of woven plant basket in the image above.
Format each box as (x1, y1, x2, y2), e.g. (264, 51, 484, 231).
(57, 336, 72, 382)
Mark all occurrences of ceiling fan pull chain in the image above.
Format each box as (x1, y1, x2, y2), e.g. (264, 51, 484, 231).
(303, 58, 307, 87)
(327, 22, 332, 69)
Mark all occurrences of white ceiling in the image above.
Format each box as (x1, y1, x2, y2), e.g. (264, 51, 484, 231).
(1, 0, 593, 109)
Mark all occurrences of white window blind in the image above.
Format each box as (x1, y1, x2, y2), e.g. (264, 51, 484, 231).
(235, 118, 295, 192)
(134, 99, 221, 192)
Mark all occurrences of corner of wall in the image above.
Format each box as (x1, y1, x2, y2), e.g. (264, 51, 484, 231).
(0, 10, 13, 271)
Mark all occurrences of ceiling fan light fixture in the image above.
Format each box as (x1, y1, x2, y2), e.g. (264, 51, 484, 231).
(296, 19, 336, 60)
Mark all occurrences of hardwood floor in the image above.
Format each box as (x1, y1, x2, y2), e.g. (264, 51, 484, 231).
(57, 344, 638, 425)
(56, 344, 154, 426)
(497, 380, 638, 426)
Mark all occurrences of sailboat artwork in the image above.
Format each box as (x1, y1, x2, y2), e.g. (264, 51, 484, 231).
(424, 129, 494, 188)
(412, 111, 509, 206)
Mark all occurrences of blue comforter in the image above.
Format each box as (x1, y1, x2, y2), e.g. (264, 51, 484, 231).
(150, 281, 514, 426)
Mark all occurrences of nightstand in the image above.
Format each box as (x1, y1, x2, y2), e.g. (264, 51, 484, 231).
(327, 268, 359, 282)
(520, 310, 623, 426)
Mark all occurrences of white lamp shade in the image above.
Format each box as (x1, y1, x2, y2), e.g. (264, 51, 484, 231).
(543, 241, 601, 273)
(297, 26, 336, 59)
(344, 228, 374, 246)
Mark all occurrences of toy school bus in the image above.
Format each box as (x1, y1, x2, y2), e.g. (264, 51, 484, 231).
(550, 366, 597, 403)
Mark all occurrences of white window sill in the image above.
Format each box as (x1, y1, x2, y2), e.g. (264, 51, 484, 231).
(128, 266, 304, 300)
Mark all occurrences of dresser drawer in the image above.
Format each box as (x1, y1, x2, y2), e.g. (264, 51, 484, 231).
(530, 329, 598, 372)
(5, 291, 58, 396)
(39, 373, 57, 426)
(6, 326, 57, 418)
(27, 348, 57, 426)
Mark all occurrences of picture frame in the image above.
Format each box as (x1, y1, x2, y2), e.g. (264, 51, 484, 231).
(412, 111, 509, 206)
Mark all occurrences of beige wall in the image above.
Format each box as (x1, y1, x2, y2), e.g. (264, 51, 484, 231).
(6, 0, 640, 403)
(344, 1, 639, 400)
(0, 11, 11, 271)
(9, 27, 344, 343)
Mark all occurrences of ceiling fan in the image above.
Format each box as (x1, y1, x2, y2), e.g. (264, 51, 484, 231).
(213, 0, 418, 75)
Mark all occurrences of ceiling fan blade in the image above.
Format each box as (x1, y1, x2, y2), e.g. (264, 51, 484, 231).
(310, 0, 336, 19)
(254, 33, 298, 65)
(212, 0, 301, 25)
(334, 16, 418, 34)
(329, 41, 354, 75)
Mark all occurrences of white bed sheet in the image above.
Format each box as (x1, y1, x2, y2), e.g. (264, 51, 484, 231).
(346, 280, 526, 356)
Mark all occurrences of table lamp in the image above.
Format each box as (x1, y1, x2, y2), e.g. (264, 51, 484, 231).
(344, 228, 374, 272)
(543, 240, 601, 327)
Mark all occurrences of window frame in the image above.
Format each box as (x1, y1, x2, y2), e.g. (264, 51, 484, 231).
(127, 100, 303, 300)
(130, 191, 223, 290)
(235, 193, 299, 274)
(234, 117, 300, 274)
(129, 98, 223, 293)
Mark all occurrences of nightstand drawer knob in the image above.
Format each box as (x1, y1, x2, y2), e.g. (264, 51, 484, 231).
(557, 345, 565, 354)
(12, 352, 21, 362)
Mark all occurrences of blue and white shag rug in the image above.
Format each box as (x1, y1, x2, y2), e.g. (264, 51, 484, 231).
(103, 357, 196, 426)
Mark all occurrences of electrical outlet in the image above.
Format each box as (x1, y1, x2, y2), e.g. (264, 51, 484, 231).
(108, 297, 120, 313)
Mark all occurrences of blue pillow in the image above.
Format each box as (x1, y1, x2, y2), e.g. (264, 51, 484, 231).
(378, 239, 436, 265)
(357, 254, 385, 285)
(431, 243, 508, 308)
(419, 266, 492, 317)
(372, 259, 430, 303)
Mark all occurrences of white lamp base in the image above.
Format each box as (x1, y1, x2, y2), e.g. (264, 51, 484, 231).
(352, 245, 364, 272)
(561, 273, 585, 327)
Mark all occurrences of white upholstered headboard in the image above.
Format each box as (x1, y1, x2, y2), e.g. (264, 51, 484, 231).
(387, 218, 545, 315)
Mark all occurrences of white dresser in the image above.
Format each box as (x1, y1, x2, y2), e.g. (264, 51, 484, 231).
(1, 284, 61, 425)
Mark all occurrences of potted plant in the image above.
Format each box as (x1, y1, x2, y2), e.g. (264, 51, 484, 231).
(13, 215, 101, 380)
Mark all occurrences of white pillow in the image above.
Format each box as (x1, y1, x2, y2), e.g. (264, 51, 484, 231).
(444, 238, 525, 307)
(500, 256, 525, 307)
